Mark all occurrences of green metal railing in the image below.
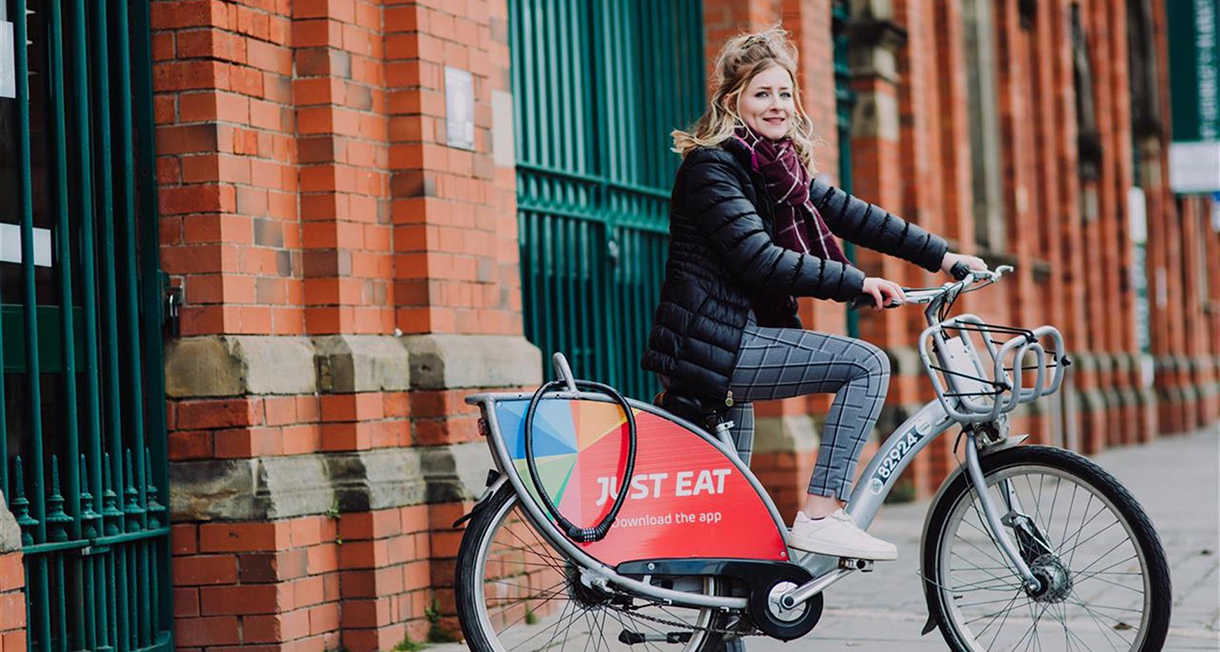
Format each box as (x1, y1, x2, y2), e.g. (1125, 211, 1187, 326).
(510, 0, 705, 400)
(832, 0, 859, 338)
(2, 1, 171, 651)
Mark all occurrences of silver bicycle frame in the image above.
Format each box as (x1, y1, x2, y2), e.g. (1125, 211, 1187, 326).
(466, 267, 1061, 612)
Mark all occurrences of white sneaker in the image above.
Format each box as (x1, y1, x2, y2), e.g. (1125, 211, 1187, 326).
(788, 510, 898, 561)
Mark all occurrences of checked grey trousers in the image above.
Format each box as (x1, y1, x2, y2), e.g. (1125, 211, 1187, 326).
(726, 317, 891, 502)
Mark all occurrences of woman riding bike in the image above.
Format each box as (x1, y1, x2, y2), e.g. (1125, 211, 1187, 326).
(641, 26, 985, 562)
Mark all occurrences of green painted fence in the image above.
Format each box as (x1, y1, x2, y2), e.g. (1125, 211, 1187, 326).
(509, 0, 706, 400)
(1, 1, 172, 651)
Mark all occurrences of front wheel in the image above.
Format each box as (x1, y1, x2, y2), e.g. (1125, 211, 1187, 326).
(455, 484, 731, 652)
(922, 446, 1171, 652)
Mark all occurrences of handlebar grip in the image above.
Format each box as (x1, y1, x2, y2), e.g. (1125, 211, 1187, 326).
(950, 261, 972, 281)
(850, 294, 903, 311)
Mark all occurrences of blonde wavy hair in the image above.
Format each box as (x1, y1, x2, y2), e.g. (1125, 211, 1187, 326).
(672, 25, 819, 174)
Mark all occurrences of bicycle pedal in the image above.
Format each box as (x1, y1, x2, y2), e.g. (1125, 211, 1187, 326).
(838, 558, 874, 572)
(618, 630, 692, 645)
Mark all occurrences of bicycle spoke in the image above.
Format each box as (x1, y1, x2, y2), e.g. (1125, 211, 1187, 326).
(537, 599, 576, 652)
(1046, 477, 1062, 540)
(1058, 515, 1121, 563)
(1013, 601, 1055, 652)
(1052, 499, 1108, 555)
(946, 574, 1021, 592)
(1062, 494, 1096, 567)
(508, 600, 589, 652)
(1071, 539, 1133, 578)
(967, 492, 1012, 565)
(592, 608, 611, 652)
(962, 589, 1021, 627)
(1072, 555, 1140, 585)
(503, 523, 570, 568)
(958, 593, 1034, 609)
(985, 589, 1021, 651)
(1066, 601, 1143, 616)
(499, 582, 577, 638)
(583, 615, 597, 652)
(1070, 598, 1136, 651)
(956, 516, 1013, 571)
(1073, 572, 1143, 595)
(1060, 605, 1100, 652)
(1059, 484, 1079, 557)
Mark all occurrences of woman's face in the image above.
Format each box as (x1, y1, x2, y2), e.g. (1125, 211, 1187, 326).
(735, 65, 795, 140)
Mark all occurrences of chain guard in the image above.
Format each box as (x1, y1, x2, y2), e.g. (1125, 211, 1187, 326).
(747, 578, 823, 640)
(616, 558, 822, 640)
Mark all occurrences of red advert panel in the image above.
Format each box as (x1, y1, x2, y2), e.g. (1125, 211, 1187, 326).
(495, 398, 787, 566)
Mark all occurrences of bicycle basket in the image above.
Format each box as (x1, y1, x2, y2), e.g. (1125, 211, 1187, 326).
(918, 314, 1069, 423)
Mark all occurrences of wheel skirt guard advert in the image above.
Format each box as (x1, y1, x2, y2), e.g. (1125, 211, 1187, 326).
(493, 398, 787, 566)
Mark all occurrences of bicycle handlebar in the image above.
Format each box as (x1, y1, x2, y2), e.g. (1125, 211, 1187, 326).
(849, 264, 1014, 312)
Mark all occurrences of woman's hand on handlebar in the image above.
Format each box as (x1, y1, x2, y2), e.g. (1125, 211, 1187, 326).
(941, 253, 988, 279)
(860, 277, 906, 311)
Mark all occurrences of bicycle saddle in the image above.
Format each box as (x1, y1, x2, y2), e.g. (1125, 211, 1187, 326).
(653, 388, 724, 429)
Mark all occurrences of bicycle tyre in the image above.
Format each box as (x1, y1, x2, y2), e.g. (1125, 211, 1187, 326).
(922, 445, 1171, 652)
(455, 484, 729, 652)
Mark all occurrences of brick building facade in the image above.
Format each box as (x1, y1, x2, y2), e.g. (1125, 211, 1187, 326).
(0, 1, 1215, 652)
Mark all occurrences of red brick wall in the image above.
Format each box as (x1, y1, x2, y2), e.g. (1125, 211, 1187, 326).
(170, 505, 465, 652)
(0, 552, 24, 652)
(154, 0, 518, 338)
(154, 1, 517, 650)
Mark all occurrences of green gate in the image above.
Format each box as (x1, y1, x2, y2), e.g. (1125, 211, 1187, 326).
(509, 0, 706, 400)
(0, 1, 172, 652)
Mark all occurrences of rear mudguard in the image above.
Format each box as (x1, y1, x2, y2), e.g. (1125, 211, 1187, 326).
(452, 471, 508, 529)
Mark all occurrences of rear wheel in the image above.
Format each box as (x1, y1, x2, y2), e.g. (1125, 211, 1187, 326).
(455, 485, 731, 652)
(923, 446, 1171, 652)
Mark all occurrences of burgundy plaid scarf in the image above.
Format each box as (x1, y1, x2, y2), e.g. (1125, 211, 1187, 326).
(731, 126, 851, 266)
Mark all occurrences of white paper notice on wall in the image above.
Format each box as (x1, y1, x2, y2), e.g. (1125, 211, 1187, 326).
(1127, 187, 1147, 244)
(0, 223, 53, 267)
(1, 22, 16, 100)
(445, 66, 475, 150)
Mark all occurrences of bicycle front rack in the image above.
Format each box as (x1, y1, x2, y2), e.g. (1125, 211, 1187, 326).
(918, 315, 1069, 424)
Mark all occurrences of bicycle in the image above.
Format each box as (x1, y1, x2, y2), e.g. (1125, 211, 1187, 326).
(452, 265, 1172, 652)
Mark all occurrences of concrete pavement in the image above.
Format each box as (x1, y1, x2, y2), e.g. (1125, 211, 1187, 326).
(787, 427, 1220, 650)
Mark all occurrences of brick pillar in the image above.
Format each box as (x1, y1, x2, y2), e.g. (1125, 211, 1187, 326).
(1147, 0, 1193, 436)
(155, 2, 539, 652)
(1047, 0, 1089, 452)
(0, 504, 24, 652)
(1203, 196, 1220, 426)
(295, 1, 394, 336)
(1098, 0, 1141, 447)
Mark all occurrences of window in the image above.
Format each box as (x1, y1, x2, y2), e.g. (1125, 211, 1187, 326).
(962, 0, 1006, 251)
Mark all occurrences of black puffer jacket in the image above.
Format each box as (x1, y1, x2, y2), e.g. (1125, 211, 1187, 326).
(640, 141, 948, 406)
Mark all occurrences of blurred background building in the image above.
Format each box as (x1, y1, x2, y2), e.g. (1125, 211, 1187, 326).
(0, 1, 1215, 651)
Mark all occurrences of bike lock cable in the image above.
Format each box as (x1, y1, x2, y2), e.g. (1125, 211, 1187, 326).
(522, 378, 637, 543)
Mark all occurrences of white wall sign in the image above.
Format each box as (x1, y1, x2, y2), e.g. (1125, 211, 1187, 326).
(445, 66, 475, 151)
(1127, 187, 1147, 243)
(1168, 141, 1220, 194)
(0, 223, 53, 267)
(1, 22, 16, 100)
